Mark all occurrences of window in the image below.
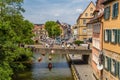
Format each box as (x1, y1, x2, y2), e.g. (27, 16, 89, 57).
(111, 59, 115, 74)
(111, 29, 117, 43)
(90, 7, 93, 11)
(104, 29, 111, 42)
(104, 57, 111, 71)
(83, 29, 86, 33)
(104, 6, 110, 20)
(83, 19, 86, 25)
(93, 39, 100, 49)
(93, 23, 100, 33)
(90, 13, 93, 16)
(112, 2, 119, 18)
(85, 13, 88, 16)
(104, 56, 108, 69)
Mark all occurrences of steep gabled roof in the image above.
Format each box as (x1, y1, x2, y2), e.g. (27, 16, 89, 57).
(77, 1, 95, 22)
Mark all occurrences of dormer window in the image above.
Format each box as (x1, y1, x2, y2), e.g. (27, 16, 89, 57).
(90, 8, 93, 11)
(85, 13, 88, 16)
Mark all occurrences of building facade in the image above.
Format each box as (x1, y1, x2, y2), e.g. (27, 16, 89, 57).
(72, 24, 79, 40)
(33, 24, 48, 43)
(103, 0, 120, 80)
(88, 0, 104, 80)
(77, 1, 95, 42)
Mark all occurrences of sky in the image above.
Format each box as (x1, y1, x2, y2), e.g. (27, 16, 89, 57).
(23, 0, 96, 25)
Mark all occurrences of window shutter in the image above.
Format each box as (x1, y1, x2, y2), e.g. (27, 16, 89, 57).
(107, 57, 109, 70)
(109, 30, 111, 42)
(104, 30, 106, 42)
(116, 3, 119, 17)
(109, 58, 111, 71)
(115, 61, 119, 76)
(119, 62, 120, 78)
(115, 29, 118, 43)
(108, 6, 110, 19)
(112, 4, 115, 18)
(103, 56, 105, 68)
(104, 8, 106, 19)
(118, 30, 120, 43)
(107, 30, 109, 42)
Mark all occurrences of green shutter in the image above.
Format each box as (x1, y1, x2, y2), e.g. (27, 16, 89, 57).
(108, 6, 110, 19)
(109, 58, 111, 71)
(112, 4, 115, 18)
(118, 29, 120, 43)
(115, 29, 117, 43)
(104, 8, 106, 19)
(118, 62, 120, 78)
(115, 61, 119, 76)
(104, 56, 105, 68)
(119, 62, 120, 78)
(108, 30, 111, 42)
(107, 30, 109, 42)
(113, 2, 119, 18)
(107, 57, 109, 70)
(104, 30, 106, 42)
(116, 3, 119, 17)
(107, 57, 111, 71)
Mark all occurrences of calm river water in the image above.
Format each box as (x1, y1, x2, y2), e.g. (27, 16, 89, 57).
(13, 51, 73, 80)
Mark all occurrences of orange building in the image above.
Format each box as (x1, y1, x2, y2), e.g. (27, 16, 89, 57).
(33, 24, 48, 43)
(102, 0, 120, 80)
(77, 1, 95, 42)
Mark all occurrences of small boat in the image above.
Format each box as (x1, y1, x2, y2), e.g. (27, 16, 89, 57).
(51, 50, 54, 54)
(38, 57, 42, 62)
(42, 52, 45, 56)
(49, 55, 52, 60)
(48, 62, 52, 70)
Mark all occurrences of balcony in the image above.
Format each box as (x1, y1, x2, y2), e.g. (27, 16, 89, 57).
(103, 0, 114, 5)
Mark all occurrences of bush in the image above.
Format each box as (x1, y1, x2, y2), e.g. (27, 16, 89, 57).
(74, 40, 84, 46)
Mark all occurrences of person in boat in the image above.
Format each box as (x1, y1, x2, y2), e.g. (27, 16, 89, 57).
(49, 55, 52, 60)
(38, 57, 42, 62)
(48, 62, 52, 70)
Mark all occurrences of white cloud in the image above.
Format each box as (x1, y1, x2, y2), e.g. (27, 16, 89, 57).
(76, 8, 83, 13)
(54, 13, 60, 17)
(23, 0, 96, 25)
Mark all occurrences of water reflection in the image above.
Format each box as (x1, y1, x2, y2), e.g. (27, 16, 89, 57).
(13, 51, 73, 80)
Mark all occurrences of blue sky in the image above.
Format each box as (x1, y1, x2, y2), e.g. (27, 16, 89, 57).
(23, 0, 96, 25)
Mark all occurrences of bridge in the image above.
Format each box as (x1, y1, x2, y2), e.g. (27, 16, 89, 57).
(34, 48, 92, 55)
(26, 45, 92, 55)
(27, 45, 92, 64)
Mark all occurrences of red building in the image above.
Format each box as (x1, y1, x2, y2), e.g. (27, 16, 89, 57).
(88, 0, 104, 79)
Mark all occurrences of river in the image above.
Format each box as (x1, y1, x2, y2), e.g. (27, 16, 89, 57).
(13, 51, 73, 80)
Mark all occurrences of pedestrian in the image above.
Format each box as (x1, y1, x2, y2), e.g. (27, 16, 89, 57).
(61, 44, 64, 49)
(73, 44, 76, 49)
(88, 43, 90, 49)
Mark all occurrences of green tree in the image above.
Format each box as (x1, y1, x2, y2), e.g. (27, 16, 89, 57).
(0, 0, 34, 79)
(45, 21, 62, 38)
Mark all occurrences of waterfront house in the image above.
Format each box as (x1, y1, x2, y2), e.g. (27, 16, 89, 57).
(88, 0, 104, 79)
(76, 1, 95, 43)
(102, 0, 120, 80)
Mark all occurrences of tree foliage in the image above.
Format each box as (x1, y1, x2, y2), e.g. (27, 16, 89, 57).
(0, 0, 34, 79)
(45, 21, 62, 38)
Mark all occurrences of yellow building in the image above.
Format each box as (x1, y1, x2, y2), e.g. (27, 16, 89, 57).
(103, 0, 120, 80)
(77, 1, 95, 42)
